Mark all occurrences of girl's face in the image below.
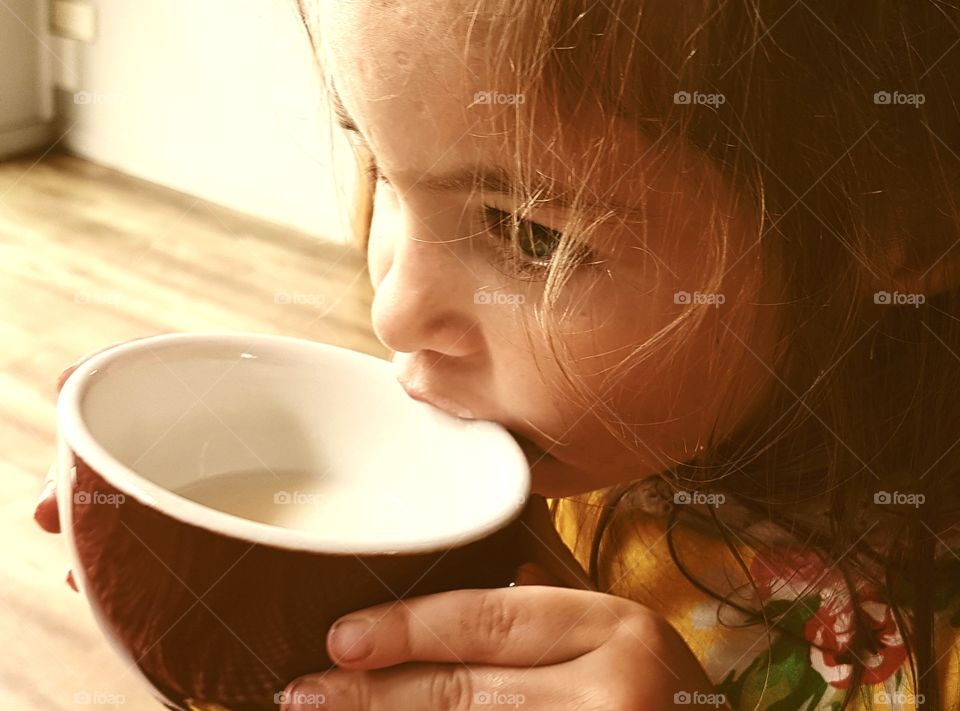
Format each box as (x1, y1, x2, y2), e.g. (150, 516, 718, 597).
(322, 1, 780, 497)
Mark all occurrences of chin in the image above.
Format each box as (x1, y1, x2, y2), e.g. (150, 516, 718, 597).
(508, 430, 603, 498)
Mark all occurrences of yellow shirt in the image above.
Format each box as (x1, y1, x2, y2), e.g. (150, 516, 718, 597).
(550, 482, 960, 711)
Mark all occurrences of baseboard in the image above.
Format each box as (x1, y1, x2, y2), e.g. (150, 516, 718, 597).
(0, 121, 57, 161)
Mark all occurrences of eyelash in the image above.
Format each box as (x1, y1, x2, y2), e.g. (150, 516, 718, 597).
(364, 159, 600, 280)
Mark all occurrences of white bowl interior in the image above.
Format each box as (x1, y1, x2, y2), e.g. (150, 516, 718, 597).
(58, 333, 529, 553)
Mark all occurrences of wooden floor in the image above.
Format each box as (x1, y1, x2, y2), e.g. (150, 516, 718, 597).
(0, 151, 387, 709)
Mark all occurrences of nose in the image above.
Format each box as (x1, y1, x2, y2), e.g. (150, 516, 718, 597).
(370, 232, 483, 357)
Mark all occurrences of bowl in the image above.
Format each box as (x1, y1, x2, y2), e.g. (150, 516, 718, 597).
(55, 332, 530, 711)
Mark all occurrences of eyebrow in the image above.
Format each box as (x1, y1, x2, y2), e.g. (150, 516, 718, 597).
(332, 87, 520, 193)
(329, 85, 639, 218)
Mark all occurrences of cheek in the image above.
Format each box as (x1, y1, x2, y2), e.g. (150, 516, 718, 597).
(529, 277, 694, 473)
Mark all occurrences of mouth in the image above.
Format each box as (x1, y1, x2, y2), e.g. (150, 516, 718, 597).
(399, 381, 475, 420)
(397, 379, 553, 463)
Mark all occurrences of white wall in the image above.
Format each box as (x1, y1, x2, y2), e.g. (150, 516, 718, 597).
(0, 0, 55, 156)
(52, 0, 356, 242)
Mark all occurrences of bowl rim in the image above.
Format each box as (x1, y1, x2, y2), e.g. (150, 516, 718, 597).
(57, 331, 530, 554)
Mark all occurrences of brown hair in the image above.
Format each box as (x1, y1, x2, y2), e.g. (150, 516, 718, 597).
(297, 1, 960, 708)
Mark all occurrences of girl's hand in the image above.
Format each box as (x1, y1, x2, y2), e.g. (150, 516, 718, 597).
(33, 359, 92, 536)
(280, 498, 719, 711)
(281, 585, 718, 711)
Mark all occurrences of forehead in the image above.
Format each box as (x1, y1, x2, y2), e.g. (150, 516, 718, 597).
(319, 1, 689, 213)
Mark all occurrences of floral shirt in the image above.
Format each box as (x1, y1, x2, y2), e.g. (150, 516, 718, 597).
(549, 480, 960, 710)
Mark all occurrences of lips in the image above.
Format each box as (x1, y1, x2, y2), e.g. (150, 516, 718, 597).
(396, 380, 552, 462)
(398, 380, 476, 420)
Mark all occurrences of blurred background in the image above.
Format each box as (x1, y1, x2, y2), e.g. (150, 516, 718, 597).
(1, 1, 387, 707)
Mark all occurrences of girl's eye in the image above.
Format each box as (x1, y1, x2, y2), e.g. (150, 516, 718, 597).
(359, 152, 601, 279)
(482, 207, 563, 262)
(480, 207, 600, 280)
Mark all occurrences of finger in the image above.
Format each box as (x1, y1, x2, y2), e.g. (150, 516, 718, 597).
(34, 462, 61, 533)
(56, 363, 81, 394)
(283, 661, 566, 711)
(326, 586, 631, 670)
(517, 495, 593, 590)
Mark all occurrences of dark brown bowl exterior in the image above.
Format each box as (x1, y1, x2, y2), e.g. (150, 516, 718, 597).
(67, 456, 524, 711)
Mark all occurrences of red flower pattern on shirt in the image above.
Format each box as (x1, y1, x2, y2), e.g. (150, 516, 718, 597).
(750, 546, 907, 689)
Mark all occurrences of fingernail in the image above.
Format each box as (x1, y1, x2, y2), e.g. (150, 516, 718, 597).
(280, 680, 324, 710)
(328, 617, 374, 662)
(66, 568, 78, 592)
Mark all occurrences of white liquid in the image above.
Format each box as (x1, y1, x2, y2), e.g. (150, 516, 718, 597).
(173, 467, 454, 538)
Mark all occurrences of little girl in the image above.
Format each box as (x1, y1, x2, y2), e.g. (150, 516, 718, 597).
(37, 1, 960, 709)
